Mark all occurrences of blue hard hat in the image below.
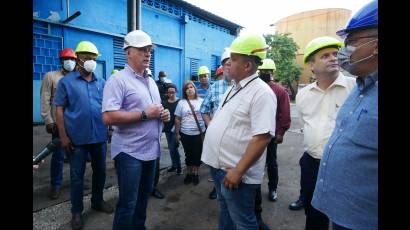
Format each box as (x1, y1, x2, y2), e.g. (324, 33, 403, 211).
(337, 0, 378, 37)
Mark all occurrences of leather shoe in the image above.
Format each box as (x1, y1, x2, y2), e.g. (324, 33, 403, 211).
(151, 188, 165, 199)
(48, 187, 61, 200)
(92, 201, 114, 214)
(71, 213, 83, 230)
(208, 187, 217, 200)
(289, 199, 303, 210)
(268, 190, 277, 202)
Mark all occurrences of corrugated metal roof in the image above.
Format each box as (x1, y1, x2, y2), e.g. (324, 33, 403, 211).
(168, 0, 242, 34)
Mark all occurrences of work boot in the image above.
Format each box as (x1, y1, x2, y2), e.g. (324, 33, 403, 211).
(91, 201, 114, 214)
(71, 213, 83, 230)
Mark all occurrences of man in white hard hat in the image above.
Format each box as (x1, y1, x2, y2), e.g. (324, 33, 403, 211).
(102, 30, 170, 230)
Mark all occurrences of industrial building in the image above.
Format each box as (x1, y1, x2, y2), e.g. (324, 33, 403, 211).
(33, 0, 241, 123)
(274, 8, 352, 85)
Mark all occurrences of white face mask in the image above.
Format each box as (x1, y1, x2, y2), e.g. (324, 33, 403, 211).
(83, 60, 97, 73)
(63, 60, 76, 72)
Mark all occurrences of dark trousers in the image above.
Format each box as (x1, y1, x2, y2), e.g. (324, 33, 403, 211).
(300, 152, 329, 230)
(153, 157, 160, 189)
(180, 132, 203, 166)
(266, 138, 278, 191)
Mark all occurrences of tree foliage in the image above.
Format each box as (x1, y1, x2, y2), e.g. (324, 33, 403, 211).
(264, 33, 302, 100)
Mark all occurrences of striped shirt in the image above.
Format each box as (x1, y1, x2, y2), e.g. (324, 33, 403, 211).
(200, 79, 230, 116)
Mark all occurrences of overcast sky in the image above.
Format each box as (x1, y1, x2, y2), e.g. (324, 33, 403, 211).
(184, 0, 373, 34)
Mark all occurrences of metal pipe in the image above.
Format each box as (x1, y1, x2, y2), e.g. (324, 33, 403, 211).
(66, 0, 70, 19)
(136, 0, 141, 29)
(128, 0, 136, 32)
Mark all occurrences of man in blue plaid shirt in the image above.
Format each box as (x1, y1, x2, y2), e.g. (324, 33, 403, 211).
(200, 48, 231, 200)
(200, 49, 232, 124)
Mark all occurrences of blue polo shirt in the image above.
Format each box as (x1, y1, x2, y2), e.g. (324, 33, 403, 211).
(53, 71, 107, 145)
(312, 71, 378, 229)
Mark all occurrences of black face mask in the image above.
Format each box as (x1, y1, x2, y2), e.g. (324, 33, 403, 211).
(259, 73, 271, 83)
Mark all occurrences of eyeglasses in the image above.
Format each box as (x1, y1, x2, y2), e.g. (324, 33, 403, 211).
(345, 35, 378, 46)
(137, 47, 152, 53)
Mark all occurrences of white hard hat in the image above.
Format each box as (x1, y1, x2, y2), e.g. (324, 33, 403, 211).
(221, 47, 231, 64)
(123, 30, 152, 49)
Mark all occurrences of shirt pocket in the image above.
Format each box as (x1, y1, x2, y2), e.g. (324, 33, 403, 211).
(348, 115, 378, 150)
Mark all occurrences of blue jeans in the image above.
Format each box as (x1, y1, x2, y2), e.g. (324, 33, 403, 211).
(69, 142, 107, 214)
(210, 166, 259, 230)
(165, 131, 181, 169)
(112, 153, 156, 230)
(50, 129, 64, 189)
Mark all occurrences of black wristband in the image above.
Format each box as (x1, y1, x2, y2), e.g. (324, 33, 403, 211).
(141, 111, 148, 121)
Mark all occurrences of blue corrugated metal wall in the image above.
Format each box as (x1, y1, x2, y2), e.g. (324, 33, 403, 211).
(33, 0, 237, 123)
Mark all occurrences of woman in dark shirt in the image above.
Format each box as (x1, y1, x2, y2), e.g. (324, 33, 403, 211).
(162, 84, 181, 174)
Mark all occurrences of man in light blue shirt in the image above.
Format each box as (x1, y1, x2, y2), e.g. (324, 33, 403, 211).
(101, 30, 170, 230)
(54, 41, 113, 230)
(312, 1, 378, 229)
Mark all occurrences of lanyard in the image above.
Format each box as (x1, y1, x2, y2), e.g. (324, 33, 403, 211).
(221, 76, 259, 108)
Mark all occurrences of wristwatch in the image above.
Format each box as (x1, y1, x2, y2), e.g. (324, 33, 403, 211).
(141, 111, 148, 121)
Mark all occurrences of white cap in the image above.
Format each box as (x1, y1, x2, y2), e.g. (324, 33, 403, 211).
(221, 47, 231, 64)
(123, 30, 152, 49)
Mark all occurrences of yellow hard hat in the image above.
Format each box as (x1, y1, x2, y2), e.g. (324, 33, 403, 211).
(303, 36, 342, 63)
(229, 33, 269, 60)
(75, 41, 100, 56)
(258, 58, 276, 70)
(198, 66, 210, 76)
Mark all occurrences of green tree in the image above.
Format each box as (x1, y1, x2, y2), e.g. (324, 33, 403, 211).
(264, 33, 302, 100)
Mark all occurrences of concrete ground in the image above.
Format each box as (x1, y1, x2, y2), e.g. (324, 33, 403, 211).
(33, 104, 309, 230)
